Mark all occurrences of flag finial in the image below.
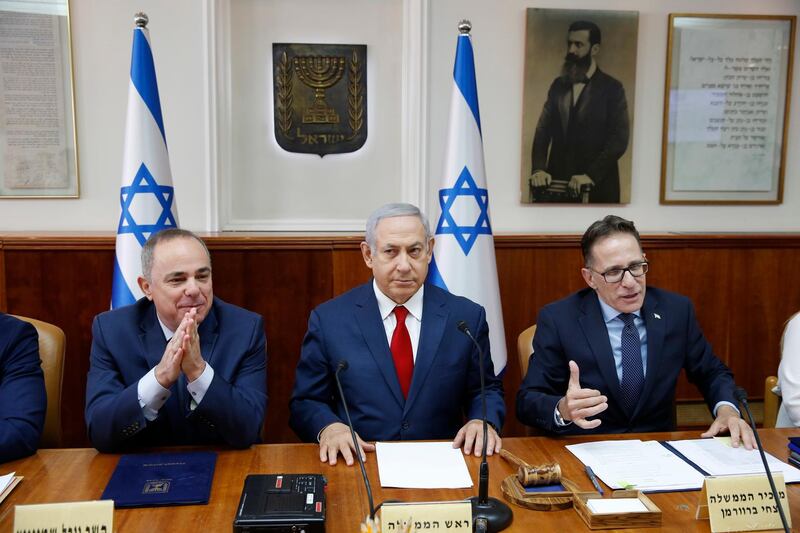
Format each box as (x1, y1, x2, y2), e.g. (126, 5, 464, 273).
(458, 20, 471, 34)
(134, 12, 148, 28)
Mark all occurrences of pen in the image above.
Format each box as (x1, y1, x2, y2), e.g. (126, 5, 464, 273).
(585, 465, 604, 495)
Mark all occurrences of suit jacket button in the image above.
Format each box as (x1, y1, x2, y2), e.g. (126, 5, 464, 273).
(401, 421, 409, 430)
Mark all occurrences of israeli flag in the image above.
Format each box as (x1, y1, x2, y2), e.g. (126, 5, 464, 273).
(112, 16, 178, 309)
(427, 22, 506, 374)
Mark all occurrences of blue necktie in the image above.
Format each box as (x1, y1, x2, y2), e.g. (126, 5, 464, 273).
(619, 313, 644, 414)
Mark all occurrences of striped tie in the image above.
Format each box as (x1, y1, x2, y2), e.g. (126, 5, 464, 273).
(619, 313, 644, 414)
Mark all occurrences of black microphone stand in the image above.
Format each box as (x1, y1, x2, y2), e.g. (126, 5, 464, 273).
(457, 321, 512, 533)
(335, 361, 376, 520)
(735, 387, 789, 533)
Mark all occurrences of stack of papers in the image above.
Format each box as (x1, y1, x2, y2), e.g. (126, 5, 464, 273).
(0, 472, 22, 504)
(587, 498, 649, 514)
(566, 440, 705, 492)
(375, 442, 473, 489)
(666, 438, 800, 482)
(567, 438, 800, 493)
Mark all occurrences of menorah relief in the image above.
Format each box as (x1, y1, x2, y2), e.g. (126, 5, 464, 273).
(273, 43, 367, 156)
(293, 56, 346, 124)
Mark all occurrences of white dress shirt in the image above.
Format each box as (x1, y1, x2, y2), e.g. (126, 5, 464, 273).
(777, 313, 800, 427)
(372, 280, 424, 361)
(571, 60, 597, 105)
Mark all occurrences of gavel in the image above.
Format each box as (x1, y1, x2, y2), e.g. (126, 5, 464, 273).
(500, 449, 562, 487)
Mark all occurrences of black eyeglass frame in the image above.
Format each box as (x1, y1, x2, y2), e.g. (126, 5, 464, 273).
(590, 261, 649, 283)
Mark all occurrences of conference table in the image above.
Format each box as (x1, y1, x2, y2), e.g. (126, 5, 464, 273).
(1, 429, 799, 532)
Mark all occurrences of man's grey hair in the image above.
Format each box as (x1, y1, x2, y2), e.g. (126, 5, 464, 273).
(140, 228, 211, 281)
(365, 203, 432, 252)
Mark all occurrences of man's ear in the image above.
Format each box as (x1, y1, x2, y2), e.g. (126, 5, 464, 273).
(590, 43, 600, 57)
(426, 237, 435, 264)
(137, 276, 153, 300)
(581, 267, 597, 290)
(360, 241, 373, 268)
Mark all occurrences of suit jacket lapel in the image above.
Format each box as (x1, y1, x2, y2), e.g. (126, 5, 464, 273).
(634, 292, 665, 419)
(578, 292, 624, 406)
(139, 304, 167, 370)
(559, 84, 571, 137)
(355, 285, 405, 408)
(403, 286, 448, 416)
(198, 302, 219, 366)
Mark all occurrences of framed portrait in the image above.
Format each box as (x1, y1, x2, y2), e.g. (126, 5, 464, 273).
(520, 8, 639, 205)
(661, 14, 795, 204)
(0, 0, 79, 198)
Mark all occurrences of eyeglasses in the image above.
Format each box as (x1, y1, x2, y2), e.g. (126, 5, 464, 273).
(591, 261, 649, 283)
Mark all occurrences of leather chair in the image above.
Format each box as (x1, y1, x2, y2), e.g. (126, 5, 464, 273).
(516, 324, 537, 379)
(764, 375, 780, 429)
(12, 315, 65, 447)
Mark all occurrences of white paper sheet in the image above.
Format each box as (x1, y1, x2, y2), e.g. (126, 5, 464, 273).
(566, 439, 706, 492)
(0, 472, 15, 494)
(666, 438, 800, 482)
(375, 442, 473, 488)
(587, 497, 649, 514)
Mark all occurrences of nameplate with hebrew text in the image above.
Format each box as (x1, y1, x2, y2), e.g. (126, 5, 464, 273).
(14, 500, 113, 533)
(697, 472, 791, 532)
(381, 500, 471, 532)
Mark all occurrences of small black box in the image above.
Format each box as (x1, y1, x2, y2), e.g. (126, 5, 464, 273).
(233, 474, 326, 533)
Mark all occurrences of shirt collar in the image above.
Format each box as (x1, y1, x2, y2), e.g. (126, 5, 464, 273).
(586, 60, 597, 80)
(596, 293, 641, 324)
(372, 279, 424, 322)
(155, 313, 175, 341)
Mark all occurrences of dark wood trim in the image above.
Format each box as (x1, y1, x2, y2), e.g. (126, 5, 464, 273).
(1, 232, 799, 446)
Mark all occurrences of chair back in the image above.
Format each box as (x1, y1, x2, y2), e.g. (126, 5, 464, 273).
(764, 375, 780, 429)
(12, 315, 64, 447)
(516, 324, 537, 378)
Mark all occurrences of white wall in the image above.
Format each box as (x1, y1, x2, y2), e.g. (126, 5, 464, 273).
(0, 0, 208, 231)
(0, 0, 798, 232)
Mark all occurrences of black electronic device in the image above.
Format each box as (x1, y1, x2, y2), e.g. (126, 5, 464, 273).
(233, 474, 326, 533)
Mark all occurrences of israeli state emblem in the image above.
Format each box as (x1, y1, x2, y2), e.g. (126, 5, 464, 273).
(273, 43, 367, 156)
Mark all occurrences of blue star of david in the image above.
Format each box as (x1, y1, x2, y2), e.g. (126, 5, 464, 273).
(436, 166, 492, 255)
(118, 163, 177, 246)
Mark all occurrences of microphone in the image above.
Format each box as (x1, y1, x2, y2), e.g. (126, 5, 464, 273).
(334, 360, 376, 519)
(457, 320, 512, 533)
(734, 387, 789, 533)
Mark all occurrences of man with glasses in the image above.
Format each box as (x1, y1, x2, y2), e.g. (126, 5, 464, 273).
(516, 215, 754, 447)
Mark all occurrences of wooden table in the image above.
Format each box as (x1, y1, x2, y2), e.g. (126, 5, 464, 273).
(1, 430, 799, 532)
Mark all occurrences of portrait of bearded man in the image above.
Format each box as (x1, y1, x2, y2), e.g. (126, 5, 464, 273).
(520, 10, 639, 204)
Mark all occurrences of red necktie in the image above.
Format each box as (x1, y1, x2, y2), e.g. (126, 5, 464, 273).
(391, 306, 414, 398)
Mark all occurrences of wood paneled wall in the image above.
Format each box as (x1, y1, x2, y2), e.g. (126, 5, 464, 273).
(1, 233, 798, 447)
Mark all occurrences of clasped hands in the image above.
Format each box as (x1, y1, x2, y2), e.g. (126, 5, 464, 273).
(530, 170, 594, 197)
(557, 360, 755, 449)
(318, 419, 501, 466)
(154, 308, 206, 388)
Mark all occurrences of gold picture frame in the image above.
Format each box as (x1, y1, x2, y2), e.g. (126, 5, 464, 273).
(0, 0, 79, 198)
(660, 14, 795, 204)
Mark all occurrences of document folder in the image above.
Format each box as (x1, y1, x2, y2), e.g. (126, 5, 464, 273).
(101, 451, 217, 508)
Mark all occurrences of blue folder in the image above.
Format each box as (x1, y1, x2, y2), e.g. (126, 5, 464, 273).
(101, 451, 217, 508)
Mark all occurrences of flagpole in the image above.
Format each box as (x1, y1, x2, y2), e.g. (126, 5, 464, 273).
(112, 12, 179, 309)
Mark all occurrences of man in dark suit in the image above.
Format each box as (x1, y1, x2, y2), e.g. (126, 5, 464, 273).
(516, 215, 755, 448)
(0, 313, 46, 463)
(85, 229, 267, 452)
(290, 203, 505, 466)
(530, 20, 629, 203)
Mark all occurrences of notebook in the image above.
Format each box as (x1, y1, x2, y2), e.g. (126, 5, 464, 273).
(101, 451, 216, 507)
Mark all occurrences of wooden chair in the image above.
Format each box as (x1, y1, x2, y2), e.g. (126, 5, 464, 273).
(764, 375, 780, 429)
(516, 324, 537, 379)
(12, 315, 65, 447)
